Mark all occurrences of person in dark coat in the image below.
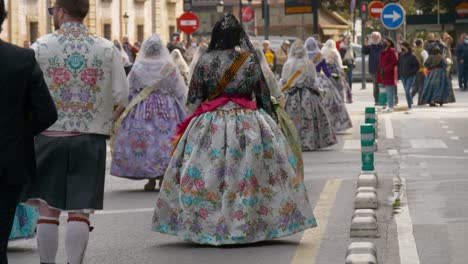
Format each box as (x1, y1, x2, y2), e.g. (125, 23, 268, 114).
(455, 34, 467, 91)
(398, 41, 420, 113)
(459, 34, 468, 91)
(0, 1, 58, 262)
(377, 37, 399, 113)
(363, 32, 385, 104)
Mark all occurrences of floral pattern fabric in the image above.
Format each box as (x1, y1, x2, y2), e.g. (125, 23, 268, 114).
(317, 74, 353, 132)
(31, 22, 128, 135)
(284, 82, 337, 151)
(111, 66, 187, 179)
(9, 204, 39, 240)
(152, 51, 316, 245)
(421, 68, 455, 105)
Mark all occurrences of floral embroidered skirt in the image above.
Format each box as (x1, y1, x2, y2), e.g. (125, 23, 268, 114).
(152, 102, 317, 245)
(111, 94, 186, 179)
(284, 85, 337, 151)
(317, 74, 353, 132)
(421, 68, 456, 105)
(9, 204, 39, 240)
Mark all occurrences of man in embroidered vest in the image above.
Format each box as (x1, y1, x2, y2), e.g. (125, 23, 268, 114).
(0, 1, 57, 262)
(22, 1, 128, 263)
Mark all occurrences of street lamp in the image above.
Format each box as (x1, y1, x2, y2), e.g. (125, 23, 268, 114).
(217, 1, 224, 14)
(123, 12, 129, 35)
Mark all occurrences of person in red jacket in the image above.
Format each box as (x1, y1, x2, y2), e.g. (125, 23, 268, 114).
(377, 37, 399, 113)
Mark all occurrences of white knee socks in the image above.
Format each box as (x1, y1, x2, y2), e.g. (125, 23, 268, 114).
(37, 216, 60, 264)
(65, 217, 90, 264)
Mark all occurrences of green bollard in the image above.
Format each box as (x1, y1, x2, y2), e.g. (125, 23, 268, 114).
(365, 107, 378, 148)
(378, 84, 387, 106)
(361, 124, 375, 172)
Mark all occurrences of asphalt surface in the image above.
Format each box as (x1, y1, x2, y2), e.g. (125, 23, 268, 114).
(8, 79, 467, 264)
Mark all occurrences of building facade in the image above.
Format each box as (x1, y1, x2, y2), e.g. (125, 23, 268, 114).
(191, 0, 350, 41)
(0, 0, 183, 46)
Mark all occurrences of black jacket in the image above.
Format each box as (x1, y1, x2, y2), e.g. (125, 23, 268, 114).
(398, 51, 420, 78)
(363, 43, 384, 75)
(0, 40, 57, 185)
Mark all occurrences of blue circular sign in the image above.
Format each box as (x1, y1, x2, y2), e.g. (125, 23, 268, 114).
(380, 3, 405, 30)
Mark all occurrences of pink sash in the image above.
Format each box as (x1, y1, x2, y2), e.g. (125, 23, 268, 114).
(171, 96, 257, 155)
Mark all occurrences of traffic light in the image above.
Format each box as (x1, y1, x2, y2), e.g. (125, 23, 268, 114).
(360, 1, 368, 21)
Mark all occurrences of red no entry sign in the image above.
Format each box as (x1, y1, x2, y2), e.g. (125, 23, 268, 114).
(177, 11, 200, 35)
(369, 1, 385, 19)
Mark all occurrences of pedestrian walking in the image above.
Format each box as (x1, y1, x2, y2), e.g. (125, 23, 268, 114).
(340, 36, 356, 101)
(456, 33, 467, 91)
(0, 2, 58, 262)
(412, 39, 429, 104)
(152, 14, 316, 245)
(282, 39, 337, 150)
(363, 32, 384, 101)
(111, 34, 187, 192)
(421, 46, 455, 106)
(377, 37, 399, 113)
(322, 39, 352, 103)
(263, 40, 277, 72)
(275, 40, 290, 77)
(304, 37, 352, 132)
(398, 41, 420, 113)
(122, 36, 139, 63)
(170, 48, 190, 85)
(21, 1, 129, 263)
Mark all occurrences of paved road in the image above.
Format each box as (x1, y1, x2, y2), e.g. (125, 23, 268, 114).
(8, 81, 467, 264)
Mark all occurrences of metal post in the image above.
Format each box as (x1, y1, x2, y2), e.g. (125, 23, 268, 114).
(46, 0, 51, 33)
(361, 18, 366, 90)
(239, 0, 243, 28)
(152, 0, 156, 34)
(264, 0, 269, 40)
(313, 5, 318, 34)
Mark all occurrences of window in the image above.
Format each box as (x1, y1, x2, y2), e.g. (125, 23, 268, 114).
(137, 25, 144, 43)
(29, 22, 39, 43)
(103, 24, 111, 40)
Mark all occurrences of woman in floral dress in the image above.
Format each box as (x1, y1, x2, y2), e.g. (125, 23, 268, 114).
(421, 46, 456, 106)
(304, 37, 352, 133)
(152, 14, 316, 245)
(111, 34, 187, 191)
(321, 39, 351, 103)
(281, 40, 337, 151)
(170, 49, 190, 86)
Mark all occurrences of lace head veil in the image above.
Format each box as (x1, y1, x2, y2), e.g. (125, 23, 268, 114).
(128, 34, 175, 90)
(321, 39, 343, 67)
(281, 39, 317, 87)
(304, 37, 324, 65)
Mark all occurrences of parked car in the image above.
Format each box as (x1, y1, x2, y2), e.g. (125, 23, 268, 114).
(351, 44, 372, 82)
(248, 36, 299, 52)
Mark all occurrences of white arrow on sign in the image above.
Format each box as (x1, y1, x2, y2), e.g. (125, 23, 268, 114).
(383, 11, 401, 22)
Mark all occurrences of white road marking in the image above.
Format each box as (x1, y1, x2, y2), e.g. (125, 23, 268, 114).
(394, 178, 421, 264)
(291, 179, 342, 264)
(388, 149, 399, 156)
(446, 130, 454, 134)
(442, 125, 449, 129)
(402, 154, 468, 160)
(440, 120, 446, 123)
(410, 139, 448, 149)
(385, 117, 394, 139)
(450, 136, 460, 140)
(95, 208, 154, 215)
(464, 150, 468, 154)
(343, 140, 361, 150)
